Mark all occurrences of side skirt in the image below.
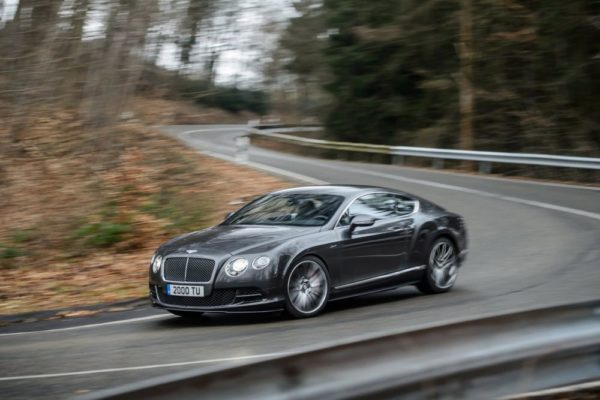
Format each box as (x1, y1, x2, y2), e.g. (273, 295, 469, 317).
(333, 265, 426, 291)
(330, 265, 426, 301)
(329, 280, 422, 302)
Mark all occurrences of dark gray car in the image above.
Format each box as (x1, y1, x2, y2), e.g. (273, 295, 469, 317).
(149, 185, 468, 318)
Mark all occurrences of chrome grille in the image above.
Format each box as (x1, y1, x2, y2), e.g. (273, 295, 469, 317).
(163, 256, 215, 283)
(186, 258, 215, 282)
(163, 257, 187, 281)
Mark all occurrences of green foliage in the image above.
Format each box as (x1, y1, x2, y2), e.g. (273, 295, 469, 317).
(71, 200, 131, 248)
(0, 231, 33, 266)
(0, 245, 25, 259)
(276, 0, 330, 116)
(197, 86, 269, 115)
(472, 0, 600, 154)
(74, 222, 131, 248)
(172, 76, 269, 115)
(10, 229, 37, 244)
(285, 0, 599, 155)
(321, 0, 460, 145)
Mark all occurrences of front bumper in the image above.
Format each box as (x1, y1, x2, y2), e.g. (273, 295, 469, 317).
(149, 284, 285, 313)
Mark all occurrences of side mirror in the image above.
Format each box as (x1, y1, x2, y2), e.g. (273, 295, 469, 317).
(224, 211, 234, 220)
(349, 214, 375, 233)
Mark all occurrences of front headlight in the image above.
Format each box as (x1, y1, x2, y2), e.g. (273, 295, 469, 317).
(152, 255, 163, 274)
(252, 256, 271, 270)
(225, 258, 249, 277)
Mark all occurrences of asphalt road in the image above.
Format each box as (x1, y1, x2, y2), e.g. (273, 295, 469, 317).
(1, 124, 599, 399)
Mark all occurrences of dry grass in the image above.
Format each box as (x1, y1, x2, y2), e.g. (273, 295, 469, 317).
(0, 99, 290, 315)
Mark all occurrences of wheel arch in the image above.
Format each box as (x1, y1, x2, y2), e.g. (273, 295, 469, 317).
(432, 232, 459, 252)
(283, 252, 331, 279)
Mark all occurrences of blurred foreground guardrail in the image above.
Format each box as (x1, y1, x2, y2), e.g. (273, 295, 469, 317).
(247, 125, 600, 174)
(83, 301, 600, 400)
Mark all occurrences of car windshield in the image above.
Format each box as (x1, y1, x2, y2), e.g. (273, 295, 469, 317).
(226, 193, 344, 226)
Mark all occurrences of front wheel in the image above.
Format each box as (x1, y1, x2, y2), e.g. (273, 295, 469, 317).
(284, 256, 330, 318)
(417, 237, 459, 294)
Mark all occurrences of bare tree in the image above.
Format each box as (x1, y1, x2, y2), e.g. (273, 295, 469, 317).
(458, 0, 474, 168)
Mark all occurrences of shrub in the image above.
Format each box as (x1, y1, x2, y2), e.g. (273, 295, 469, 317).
(74, 222, 131, 248)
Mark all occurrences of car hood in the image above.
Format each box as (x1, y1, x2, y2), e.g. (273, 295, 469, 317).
(158, 224, 319, 257)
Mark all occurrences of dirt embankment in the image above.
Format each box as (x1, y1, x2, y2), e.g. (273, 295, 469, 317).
(0, 98, 290, 316)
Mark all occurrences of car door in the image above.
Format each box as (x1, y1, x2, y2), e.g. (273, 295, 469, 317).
(333, 193, 416, 287)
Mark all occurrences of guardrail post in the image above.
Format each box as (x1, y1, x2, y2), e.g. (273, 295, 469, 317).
(433, 159, 444, 169)
(234, 135, 250, 163)
(392, 155, 404, 166)
(479, 161, 492, 174)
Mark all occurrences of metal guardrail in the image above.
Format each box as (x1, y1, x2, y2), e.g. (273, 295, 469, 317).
(247, 126, 600, 173)
(82, 301, 600, 400)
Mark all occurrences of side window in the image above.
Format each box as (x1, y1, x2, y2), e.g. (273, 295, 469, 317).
(392, 194, 417, 216)
(338, 209, 352, 226)
(338, 193, 417, 226)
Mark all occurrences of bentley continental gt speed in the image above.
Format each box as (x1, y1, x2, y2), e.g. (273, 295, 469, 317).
(149, 185, 467, 318)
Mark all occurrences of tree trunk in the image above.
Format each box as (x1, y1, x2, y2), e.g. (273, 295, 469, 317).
(458, 0, 474, 169)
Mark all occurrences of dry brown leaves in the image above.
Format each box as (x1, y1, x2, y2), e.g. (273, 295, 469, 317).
(0, 101, 290, 315)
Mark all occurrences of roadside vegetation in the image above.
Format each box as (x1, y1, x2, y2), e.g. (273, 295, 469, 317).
(0, 1, 284, 316)
(272, 1, 599, 157)
(0, 101, 289, 316)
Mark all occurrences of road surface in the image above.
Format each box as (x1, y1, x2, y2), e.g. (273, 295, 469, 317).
(1, 125, 599, 399)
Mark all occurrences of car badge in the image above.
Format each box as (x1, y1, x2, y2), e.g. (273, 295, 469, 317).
(186, 250, 198, 254)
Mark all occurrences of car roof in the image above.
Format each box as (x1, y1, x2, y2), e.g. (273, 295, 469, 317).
(271, 185, 408, 198)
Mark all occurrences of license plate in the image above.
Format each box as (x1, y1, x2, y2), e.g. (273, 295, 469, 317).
(167, 284, 205, 297)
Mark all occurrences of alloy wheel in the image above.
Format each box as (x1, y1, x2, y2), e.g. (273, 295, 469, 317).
(429, 240, 458, 289)
(287, 260, 328, 315)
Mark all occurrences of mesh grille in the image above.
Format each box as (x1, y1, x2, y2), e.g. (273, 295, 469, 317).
(163, 257, 215, 283)
(235, 288, 263, 303)
(157, 288, 236, 307)
(236, 288, 263, 296)
(163, 257, 186, 281)
(185, 258, 215, 282)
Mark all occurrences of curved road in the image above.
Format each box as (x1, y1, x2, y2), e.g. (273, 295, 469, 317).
(1, 125, 599, 399)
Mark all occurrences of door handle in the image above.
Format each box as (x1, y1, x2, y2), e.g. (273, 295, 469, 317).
(387, 226, 404, 231)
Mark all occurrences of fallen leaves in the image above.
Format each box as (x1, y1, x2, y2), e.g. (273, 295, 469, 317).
(0, 101, 291, 316)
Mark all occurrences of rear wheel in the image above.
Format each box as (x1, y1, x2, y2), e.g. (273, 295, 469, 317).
(284, 256, 330, 318)
(417, 237, 458, 294)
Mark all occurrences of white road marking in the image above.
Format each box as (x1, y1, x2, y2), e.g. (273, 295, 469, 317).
(0, 353, 288, 381)
(178, 130, 327, 185)
(400, 166, 600, 192)
(182, 126, 600, 192)
(224, 140, 600, 221)
(181, 128, 600, 221)
(170, 126, 243, 133)
(199, 149, 326, 185)
(0, 314, 170, 337)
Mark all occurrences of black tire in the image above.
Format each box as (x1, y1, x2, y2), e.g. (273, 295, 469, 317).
(284, 256, 330, 318)
(417, 237, 459, 294)
(167, 310, 204, 319)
